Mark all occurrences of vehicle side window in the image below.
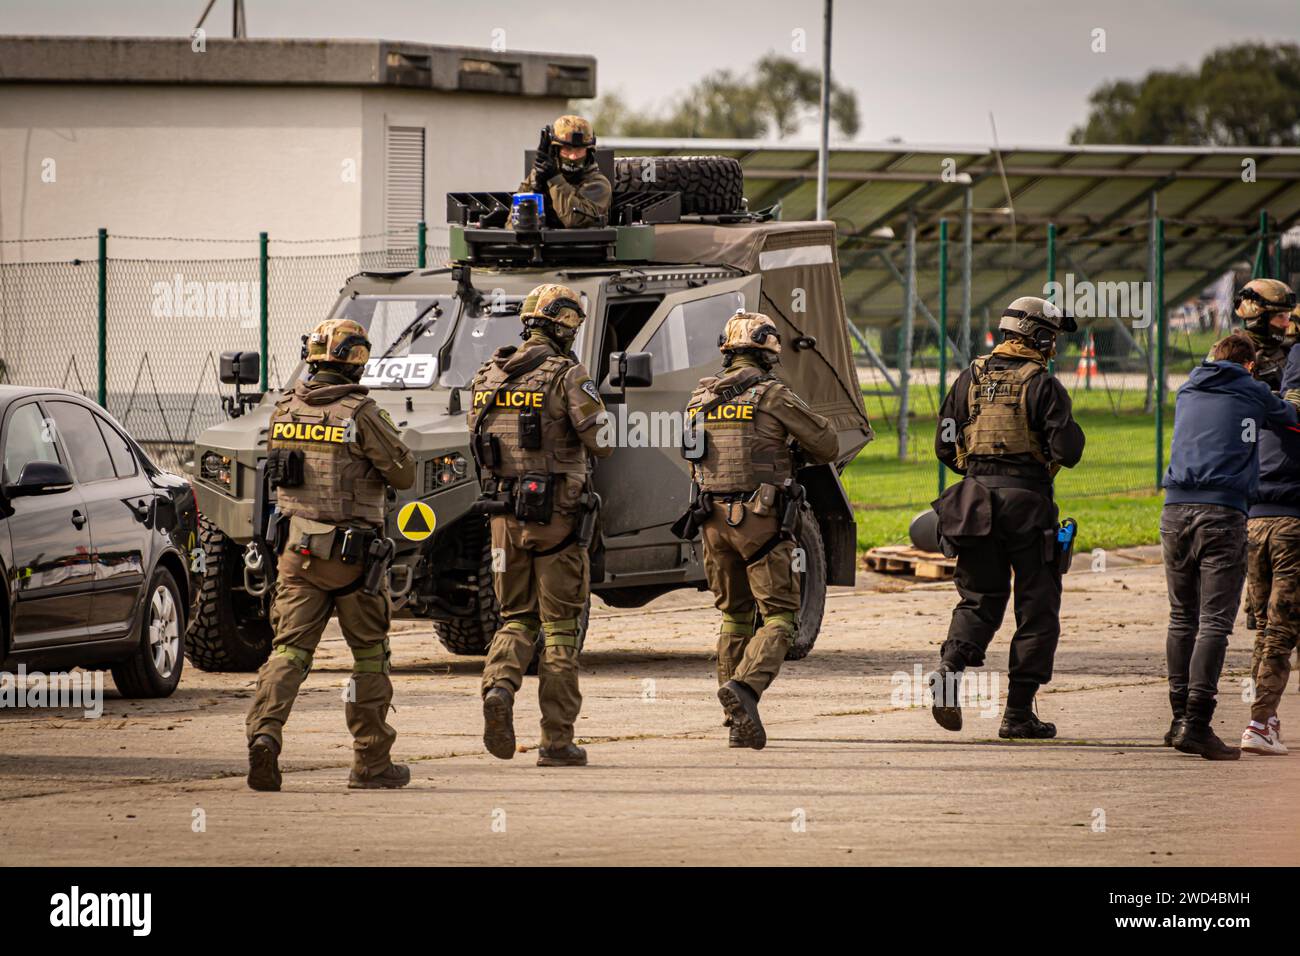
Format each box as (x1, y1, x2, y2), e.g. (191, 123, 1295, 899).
(646, 292, 744, 375)
(2, 402, 61, 484)
(96, 416, 138, 478)
(47, 401, 116, 484)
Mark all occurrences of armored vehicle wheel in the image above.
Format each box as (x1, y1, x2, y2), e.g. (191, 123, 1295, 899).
(781, 506, 827, 661)
(185, 518, 274, 672)
(433, 519, 502, 656)
(612, 156, 744, 216)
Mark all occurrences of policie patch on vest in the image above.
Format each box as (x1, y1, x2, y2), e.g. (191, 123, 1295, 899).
(473, 389, 544, 411)
(270, 421, 347, 444)
(688, 402, 755, 423)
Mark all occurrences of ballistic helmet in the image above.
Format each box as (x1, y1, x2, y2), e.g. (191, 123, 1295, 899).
(521, 283, 586, 330)
(550, 115, 596, 149)
(720, 311, 782, 355)
(1234, 278, 1296, 320)
(303, 318, 370, 366)
(998, 296, 1078, 339)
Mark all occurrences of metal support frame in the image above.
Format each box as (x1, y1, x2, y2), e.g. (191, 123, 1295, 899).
(874, 250, 970, 368)
(815, 0, 832, 222)
(97, 227, 107, 407)
(898, 213, 916, 462)
(961, 186, 973, 364)
(1154, 217, 1166, 489)
(259, 231, 269, 392)
(937, 219, 949, 494)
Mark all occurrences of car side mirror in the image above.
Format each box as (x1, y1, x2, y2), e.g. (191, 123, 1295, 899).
(6, 460, 73, 497)
(608, 351, 653, 389)
(219, 351, 260, 385)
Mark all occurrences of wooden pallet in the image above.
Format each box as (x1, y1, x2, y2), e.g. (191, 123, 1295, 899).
(863, 545, 956, 580)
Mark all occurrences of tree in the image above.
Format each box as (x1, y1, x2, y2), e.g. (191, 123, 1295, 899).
(1070, 43, 1300, 146)
(577, 54, 860, 140)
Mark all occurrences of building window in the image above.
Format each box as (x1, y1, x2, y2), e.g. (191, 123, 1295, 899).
(385, 125, 426, 266)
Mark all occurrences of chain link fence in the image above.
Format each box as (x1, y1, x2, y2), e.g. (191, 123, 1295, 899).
(0, 232, 444, 472)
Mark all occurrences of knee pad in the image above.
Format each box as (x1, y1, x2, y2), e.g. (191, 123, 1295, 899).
(502, 616, 540, 638)
(351, 638, 391, 675)
(272, 643, 314, 675)
(765, 610, 798, 638)
(720, 611, 756, 639)
(542, 618, 579, 648)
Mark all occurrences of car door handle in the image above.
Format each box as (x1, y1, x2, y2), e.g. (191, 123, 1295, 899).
(71, 509, 87, 529)
(125, 497, 151, 522)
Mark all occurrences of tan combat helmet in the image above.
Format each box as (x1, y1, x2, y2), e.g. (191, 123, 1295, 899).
(1235, 278, 1296, 320)
(998, 296, 1079, 340)
(303, 318, 371, 365)
(719, 310, 782, 354)
(550, 115, 596, 149)
(521, 283, 586, 330)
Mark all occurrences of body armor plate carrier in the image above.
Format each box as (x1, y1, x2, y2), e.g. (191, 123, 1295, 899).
(687, 374, 790, 494)
(959, 356, 1048, 466)
(469, 353, 586, 481)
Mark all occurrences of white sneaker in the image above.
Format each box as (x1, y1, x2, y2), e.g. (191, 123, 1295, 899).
(1270, 716, 1282, 744)
(1241, 724, 1289, 756)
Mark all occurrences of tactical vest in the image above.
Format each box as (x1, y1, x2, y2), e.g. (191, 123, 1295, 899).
(469, 352, 586, 480)
(960, 357, 1048, 464)
(268, 389, 386, 527)
(687, 375, 790, 493)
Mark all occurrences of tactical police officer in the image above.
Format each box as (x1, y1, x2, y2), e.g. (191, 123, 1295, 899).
(471, 284, 611, 767)
(518, 115, 612, 229)
(929, 296, 1085, 739)
(1235, 278, 1297, 390)
(246, 318, 416, 791)
(682, 311, 838, 750)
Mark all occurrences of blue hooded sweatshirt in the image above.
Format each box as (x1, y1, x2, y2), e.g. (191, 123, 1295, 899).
(1250, 346, 1300, 518)
(1163, 359, 1299, 513)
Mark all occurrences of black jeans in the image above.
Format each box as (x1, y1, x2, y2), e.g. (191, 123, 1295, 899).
(1161, 503, 1247, 703)
(942, 487, 1062, 688)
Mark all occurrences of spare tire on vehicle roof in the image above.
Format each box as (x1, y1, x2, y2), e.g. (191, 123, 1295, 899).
(612, 156, 744, 216)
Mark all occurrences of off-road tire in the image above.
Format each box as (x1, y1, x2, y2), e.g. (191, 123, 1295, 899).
(185, 518, 274, 672)
(433, 519, 502, 656)
(111, 566, 186, 698)
(612, 155, 744, 216)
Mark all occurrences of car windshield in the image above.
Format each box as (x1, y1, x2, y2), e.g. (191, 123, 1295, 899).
(319, 294, 455, 388)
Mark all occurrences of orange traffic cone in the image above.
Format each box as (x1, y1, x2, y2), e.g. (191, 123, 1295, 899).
(1075, 331, 1098, 380)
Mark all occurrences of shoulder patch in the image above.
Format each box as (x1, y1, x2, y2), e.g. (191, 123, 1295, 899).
(377, 408, 400, 433)
(581, 380, 600, 403)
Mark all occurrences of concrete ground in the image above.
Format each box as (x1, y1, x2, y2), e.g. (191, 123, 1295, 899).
(3, 548, 1298, 866)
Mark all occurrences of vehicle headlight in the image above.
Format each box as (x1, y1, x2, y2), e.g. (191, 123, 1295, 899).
(201, 450, 233, 489)
(424, 452, 469, 493)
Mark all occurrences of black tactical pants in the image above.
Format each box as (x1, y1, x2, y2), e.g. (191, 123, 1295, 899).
(941, 487, 1062, 691)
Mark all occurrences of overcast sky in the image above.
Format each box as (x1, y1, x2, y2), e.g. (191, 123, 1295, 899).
(5, 0, 1298, 145)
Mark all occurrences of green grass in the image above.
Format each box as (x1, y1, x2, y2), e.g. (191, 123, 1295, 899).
(845, 381, 1178, 554)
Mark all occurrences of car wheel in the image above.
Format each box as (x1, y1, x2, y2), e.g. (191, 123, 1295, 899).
(111, 566, 185, 698)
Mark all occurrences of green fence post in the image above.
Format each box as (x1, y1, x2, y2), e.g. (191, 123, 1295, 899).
(1253, 211, 1268, 279)
(259, 231, 269, 392)
(417, 220, 427, 269)
(97, 227, 107, 407)
(1273, 221, 1283, 280)
(1045, 222, 1056, 375)
(1155, 217, 1166, 490)
(937, 218, 948, 495)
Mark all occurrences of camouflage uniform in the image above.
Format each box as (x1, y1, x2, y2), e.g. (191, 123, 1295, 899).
(519, 114, 612, 228)
(245, 330, 415, 785)
(1247, 517, 1300, 724)
(471, 285, 610, 759)
(687, 313, 837, 747)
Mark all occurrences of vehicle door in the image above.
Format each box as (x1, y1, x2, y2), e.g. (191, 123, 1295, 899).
(46, 401, 153, 639)
(594, 275, 760, 538)
(2, 399, 94, 649)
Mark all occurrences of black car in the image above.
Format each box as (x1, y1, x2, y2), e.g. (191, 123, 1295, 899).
(0, 387, 200, 697)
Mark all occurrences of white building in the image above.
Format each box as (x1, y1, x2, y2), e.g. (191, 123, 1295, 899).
(0, 35, 596, 258)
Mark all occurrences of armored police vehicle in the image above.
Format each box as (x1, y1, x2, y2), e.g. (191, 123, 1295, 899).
(187, 153, 873, 671)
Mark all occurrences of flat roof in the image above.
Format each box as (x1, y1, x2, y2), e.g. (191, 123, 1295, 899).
(0, 35, 596, 98)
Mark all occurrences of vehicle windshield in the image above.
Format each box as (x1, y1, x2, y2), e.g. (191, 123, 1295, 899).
(438, 293, 589, 388)
(323, 294, 456, 388)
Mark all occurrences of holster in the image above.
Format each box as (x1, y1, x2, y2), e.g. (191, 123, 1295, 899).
(779, 477, 806, 538)
(1056, 517, 1078, 574)
(362, 537, 396, 596)
(670, 483, 713, 541)
(576, 492, 602, 549)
